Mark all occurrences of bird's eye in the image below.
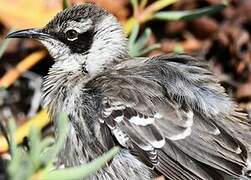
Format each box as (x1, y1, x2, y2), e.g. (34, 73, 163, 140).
(66, 29, 78, 41)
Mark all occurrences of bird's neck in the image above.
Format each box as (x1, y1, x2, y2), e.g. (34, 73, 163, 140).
(84, 15, 129, 75)
(43, 67, 114, 167)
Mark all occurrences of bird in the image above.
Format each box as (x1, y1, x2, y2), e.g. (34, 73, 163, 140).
(6, 3, 251, 180)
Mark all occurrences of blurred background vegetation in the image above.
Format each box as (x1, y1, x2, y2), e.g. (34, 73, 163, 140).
(0, 0, 250, 179)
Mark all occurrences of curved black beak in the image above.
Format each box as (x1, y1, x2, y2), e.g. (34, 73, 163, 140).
(6, 28, 52, 39)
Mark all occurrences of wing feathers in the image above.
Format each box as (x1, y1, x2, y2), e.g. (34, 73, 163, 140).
(119, 120, 165, 150)
(157, 139, 214, 180)
(173, 132, 245, 176)
(87, 54, 250, 179)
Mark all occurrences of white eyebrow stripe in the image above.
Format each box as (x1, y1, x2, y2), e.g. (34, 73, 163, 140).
(64, 19, 93, 34)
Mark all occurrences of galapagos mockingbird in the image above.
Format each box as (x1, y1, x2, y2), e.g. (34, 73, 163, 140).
(7, 3, 251, 180)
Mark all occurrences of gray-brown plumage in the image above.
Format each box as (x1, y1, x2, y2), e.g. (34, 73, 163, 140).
(7, 3, 251, 180)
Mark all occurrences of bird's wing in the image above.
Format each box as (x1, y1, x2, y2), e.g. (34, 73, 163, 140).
(86, 54, 249, 180)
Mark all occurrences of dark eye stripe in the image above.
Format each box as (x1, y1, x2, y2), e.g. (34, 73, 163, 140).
(58, 29, 94, 53)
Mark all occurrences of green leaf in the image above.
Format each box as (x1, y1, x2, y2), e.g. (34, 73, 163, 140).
(136, 28, 152, 50)
(140, 0, 148, 9)
(154, 3, 227, 21)
(40, 113, 68, 165)
(6, 113, 70, 180)
(8, 149, 22, 179)
(62, 0, 70, 10)
(174, 44, 184, 53)
(0, 29, 14, 58)
(129, 26, 160, 57)
(130, 0, 138, 14)
(7, 119, 33, 180)
(54, 113, 69, 150)
(43, 146, 120, 180)
(128, 24, 140, 50)
(7, 118, 17, 156)
(40, 136, 55, 151)
(9, 151, 32, 180)
(29, 126, 42, 170)
(139, 43, 161, 56)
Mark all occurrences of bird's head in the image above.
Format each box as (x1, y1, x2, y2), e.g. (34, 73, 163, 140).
(7, 4, 128, 75)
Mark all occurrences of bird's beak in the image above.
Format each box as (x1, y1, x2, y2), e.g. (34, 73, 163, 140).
(6, 28, 52, 40)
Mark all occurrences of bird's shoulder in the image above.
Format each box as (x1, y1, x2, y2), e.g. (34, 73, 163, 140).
(87, 53, 233, 116)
